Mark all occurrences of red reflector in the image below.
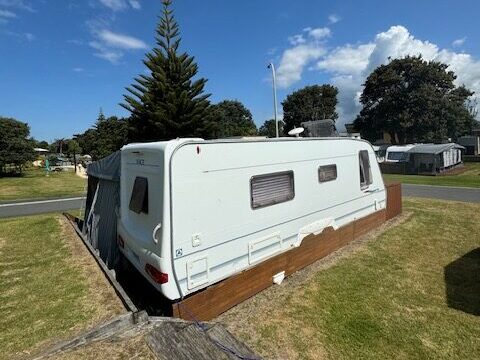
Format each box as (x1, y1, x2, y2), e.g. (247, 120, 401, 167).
(145, 264, 169, 284)
(196, 145, 200, 154)
(117, 235, 124, 248)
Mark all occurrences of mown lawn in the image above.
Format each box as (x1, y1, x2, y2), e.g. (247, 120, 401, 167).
(0, 214, 123, 359)
(226, 198, 480, 359)
(0, 168, 86, 202)
(383, 162, 480, 188)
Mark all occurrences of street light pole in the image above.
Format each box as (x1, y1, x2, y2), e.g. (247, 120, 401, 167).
(267, 63, 279, 138)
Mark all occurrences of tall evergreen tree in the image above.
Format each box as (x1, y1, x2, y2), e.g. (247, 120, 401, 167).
(122, 0, 210, 141)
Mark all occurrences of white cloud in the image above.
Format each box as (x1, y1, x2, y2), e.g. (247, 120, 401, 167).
(89, 30, 146, 64)
(0, 0, 34, 12)
(5, 30, 34, 41)
(288, 34, 305, 46)
(87, 20, 147, 63)
(328, 14, 341, 24)
(452, 37, 466, 48)
(276, 27, 331, 87)
(24, 31, 33, 41)
(275, 25, 480, 128)
(99, 0, 140, 11)
(318, 43, 375, 74)
(307, 27, 331, 40)
(89, 40, 123, 63)
(129, 0, 140, 10)
(99, 0, 127, 11)
(0, 9, 16, 18)
(276, 44, 326, 88)
(73, 67, 84, 72)
(98, 29, 147, 49)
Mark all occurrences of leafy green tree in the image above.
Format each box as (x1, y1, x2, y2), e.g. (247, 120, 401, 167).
(0, 117, 35, 175)
(122, 0, 210, 141)
(258, 119, 285, 138)
(282, 84, 338, 134)
(31, 139, 49, 150)
(203, 100, 257, 138)
(354, 56, 476, 144)
(76, 112, 129, 160)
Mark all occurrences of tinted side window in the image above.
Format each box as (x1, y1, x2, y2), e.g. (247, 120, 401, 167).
(251, 171, 294, 209)
(318, 164, 337, 183)
(129, 176, 148, 214)
(359, 150, 372, 189)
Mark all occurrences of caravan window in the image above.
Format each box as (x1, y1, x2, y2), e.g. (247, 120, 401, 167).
(129, 176, 148, 214)
(250, 171, 294, 209)
(359, 150, 372, 189)
(318, 164, 337, 183)
(387, 151, 407, 161)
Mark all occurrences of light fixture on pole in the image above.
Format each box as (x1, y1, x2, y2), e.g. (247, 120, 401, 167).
(267, 63, 279, 138)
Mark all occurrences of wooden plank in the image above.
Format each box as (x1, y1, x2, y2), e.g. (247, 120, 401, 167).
(146, 322, 233, 360)
(31, 312, 146, 360)
(385, 183, 402, 220)
(173, 208, 390, 321)
(206, 324, 258, 359)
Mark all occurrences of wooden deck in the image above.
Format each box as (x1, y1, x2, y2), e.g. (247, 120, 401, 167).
(173, 183, 402, 321)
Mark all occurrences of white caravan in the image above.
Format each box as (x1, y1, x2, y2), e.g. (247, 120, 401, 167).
(117, 138, 386, 300)
(385, 144, 416, 162)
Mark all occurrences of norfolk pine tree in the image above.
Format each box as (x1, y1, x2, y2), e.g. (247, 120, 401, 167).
(122, 0, 210, 141)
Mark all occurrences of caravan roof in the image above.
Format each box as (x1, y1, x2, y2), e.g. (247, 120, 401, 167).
(407, 143, 465, 155)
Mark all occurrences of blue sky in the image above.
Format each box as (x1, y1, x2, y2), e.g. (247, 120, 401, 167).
(1, 0, 479, 142)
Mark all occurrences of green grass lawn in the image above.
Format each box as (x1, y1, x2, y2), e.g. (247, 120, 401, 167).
(0, 168, 86, 202)
(0, 214, 123, 359)
(383, 162, 480, 188)
(229, 198, 480, 359)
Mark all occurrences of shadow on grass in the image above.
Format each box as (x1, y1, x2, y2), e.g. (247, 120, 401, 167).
(444, 248, 480, 316)
(116, 256, 173, 317)
(72, 216, 172, 317)
(0, 171, 25, 178)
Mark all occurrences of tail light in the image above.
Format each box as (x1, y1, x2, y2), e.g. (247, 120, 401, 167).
(117, 234, 125, 248)
(145, 264, 169, 284)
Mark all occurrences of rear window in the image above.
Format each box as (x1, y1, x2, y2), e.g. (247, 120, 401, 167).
(250, 171, 294, 209)
(359, 150, 373, 189)
(129, 176, 148, 214)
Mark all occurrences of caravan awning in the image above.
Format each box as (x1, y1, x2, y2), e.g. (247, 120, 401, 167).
(86, 151, 121, 181)
(407, 143, 465, 155)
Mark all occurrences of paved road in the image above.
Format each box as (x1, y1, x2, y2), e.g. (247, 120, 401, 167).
(0, 197, 86, 218)
(402, 184, 480, 203)
(0, 183, 478, 219)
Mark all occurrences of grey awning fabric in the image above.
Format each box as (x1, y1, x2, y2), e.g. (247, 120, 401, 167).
(83, 150, 122, 268)
(86, 151, 121, 181)
(407, 143, 465, 155)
